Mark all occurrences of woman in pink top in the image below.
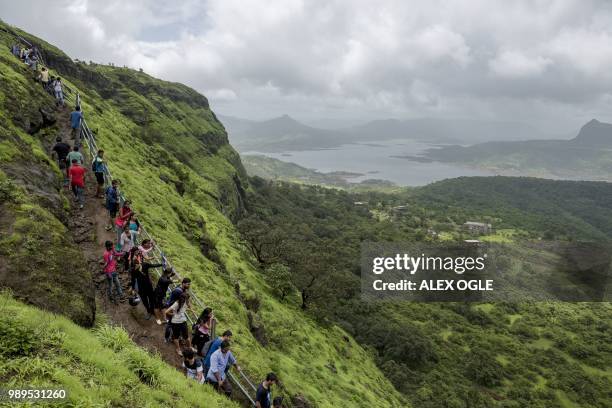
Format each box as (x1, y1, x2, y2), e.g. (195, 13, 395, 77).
(101, 240, 125, 303)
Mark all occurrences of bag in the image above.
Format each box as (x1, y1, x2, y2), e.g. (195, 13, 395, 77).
(201, 339, 214, 359)
(128, 294, 141, 306)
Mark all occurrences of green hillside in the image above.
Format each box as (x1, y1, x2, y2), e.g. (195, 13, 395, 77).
(240, 178, 612, 407)
(0, 22, 406, 407)
(0, 292, 236, 407)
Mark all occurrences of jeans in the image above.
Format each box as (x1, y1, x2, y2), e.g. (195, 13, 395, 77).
(54, 90, 64, 105)
(72, 185, 84, 206)
(106, 272, 123, 299)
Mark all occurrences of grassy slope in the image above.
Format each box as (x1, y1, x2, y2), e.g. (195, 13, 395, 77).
(0, 23, 406, 406)
(0, 40, 95, 325)
(0, 292, 236, 408)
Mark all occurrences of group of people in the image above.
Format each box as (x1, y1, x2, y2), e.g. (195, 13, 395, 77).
(11, 43, 65, 106)
(98, 178, 283, 406)
(13, 39, 283, 408)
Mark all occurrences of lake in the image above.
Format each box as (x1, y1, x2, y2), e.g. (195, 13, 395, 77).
(244, 139, 494, 186)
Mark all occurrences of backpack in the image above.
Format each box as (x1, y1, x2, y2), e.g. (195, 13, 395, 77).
(201, 339, 215, 359)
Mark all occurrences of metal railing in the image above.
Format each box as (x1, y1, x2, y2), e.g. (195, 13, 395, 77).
(75, 93, 258, 406)
(5, 32, 264, 405)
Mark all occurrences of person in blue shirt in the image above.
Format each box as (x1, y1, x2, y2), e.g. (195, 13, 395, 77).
(70, 106, 83, 145)
(206, 340, 241, 396)
(203, 330, 233, 373)
(92, 149, 106, 198)
(105, 179, 121, 231)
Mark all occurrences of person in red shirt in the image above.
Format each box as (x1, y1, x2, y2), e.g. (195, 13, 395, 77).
(68, 159, 86, 209)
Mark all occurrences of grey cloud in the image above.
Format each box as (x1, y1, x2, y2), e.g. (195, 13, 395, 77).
(2, 0, 612, 132)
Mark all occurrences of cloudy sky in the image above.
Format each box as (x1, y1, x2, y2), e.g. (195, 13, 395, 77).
(2, 0, 612, 132)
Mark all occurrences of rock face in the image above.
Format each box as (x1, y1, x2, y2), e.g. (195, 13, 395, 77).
(571, 119, 612, 147)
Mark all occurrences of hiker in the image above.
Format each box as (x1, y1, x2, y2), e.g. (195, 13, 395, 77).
(153, 267, 175, 325)
(273, 397, 284, 408)
(11, 44, 20, 57)
(256, 373, 278, 408)
(182, 348, 205, 384)
(39, 67, 49, 87)
(68, 159, 86, 209)
(120, 223, 139, 252)
(46, 75, 56, 94)
(163, 276, 191, 340)
(115, 200, 134, 244)
(28, 53, 38, 72)
(131, 252, 161, 320)
(101, 240, 125, 303)
(91, 149, 106, 198)
(53, 77, 64, 107)
(105, 179, 120, 231)
(70, 106, 83, 145)
(128, 214, 141, 245)
(168, 277, 191, 306)
(165, 291, 193, 356)
(203, 330, 233, 374)
(51, 137, 70, 185)
(206, 340, 241, 396)
(192, 307, 214, 356)
(138, 238, 156, 264)
(119, 224, 139, 273)
(66, 145, 84, 180)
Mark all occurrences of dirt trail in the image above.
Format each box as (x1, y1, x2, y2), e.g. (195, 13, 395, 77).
(57, 109, 183, 368)
(58, 109, 254, 407)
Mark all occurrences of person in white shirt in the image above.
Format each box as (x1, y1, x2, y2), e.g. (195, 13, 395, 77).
(206, 340, 241, 396)
(165, 292, 193, 356)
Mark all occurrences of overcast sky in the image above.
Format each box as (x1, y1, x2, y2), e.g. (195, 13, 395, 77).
(2, 0, 612, 132)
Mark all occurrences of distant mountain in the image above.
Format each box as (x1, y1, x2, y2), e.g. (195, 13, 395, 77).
(570, 119, 612, 147)
(421, 119, 612, 181)
(346, 118, 549, 144)
(220, 114, 551, 153)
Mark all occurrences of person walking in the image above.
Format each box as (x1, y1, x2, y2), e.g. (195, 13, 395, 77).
(68, 159, 86, 209)
(206, 340, 241, 396)
(105, 179, 120, 231)
(132, 254, 161, 320)
(51, 137, 70, 186)
(54, 77, 64, 107)
(66, 145, 84, 180)
(165, 292, 193, 356)
(101, 240, 125, 304)
(193, 307, 214, 356)
(39, 67, 49, 87)
(182, 348, 205, 384)
(70, 106, 83, 146)
(115, 200, 133, 244)
(153, 267, 175, 325)
(256, 373, 279, 408)
(91, 149, 106, 198)
(203, 330, 233, 374)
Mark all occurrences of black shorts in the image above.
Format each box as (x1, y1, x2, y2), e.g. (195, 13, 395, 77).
(153, 292, 165, 309)
(108, 203, 119, 218)
(95, 172, 104, 185)
(171, 322, 188, 340)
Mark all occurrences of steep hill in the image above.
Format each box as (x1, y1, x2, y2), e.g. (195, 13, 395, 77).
(0, 22, 406, 407)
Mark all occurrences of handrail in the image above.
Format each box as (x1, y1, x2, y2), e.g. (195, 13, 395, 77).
(76, 93, 258, 405)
